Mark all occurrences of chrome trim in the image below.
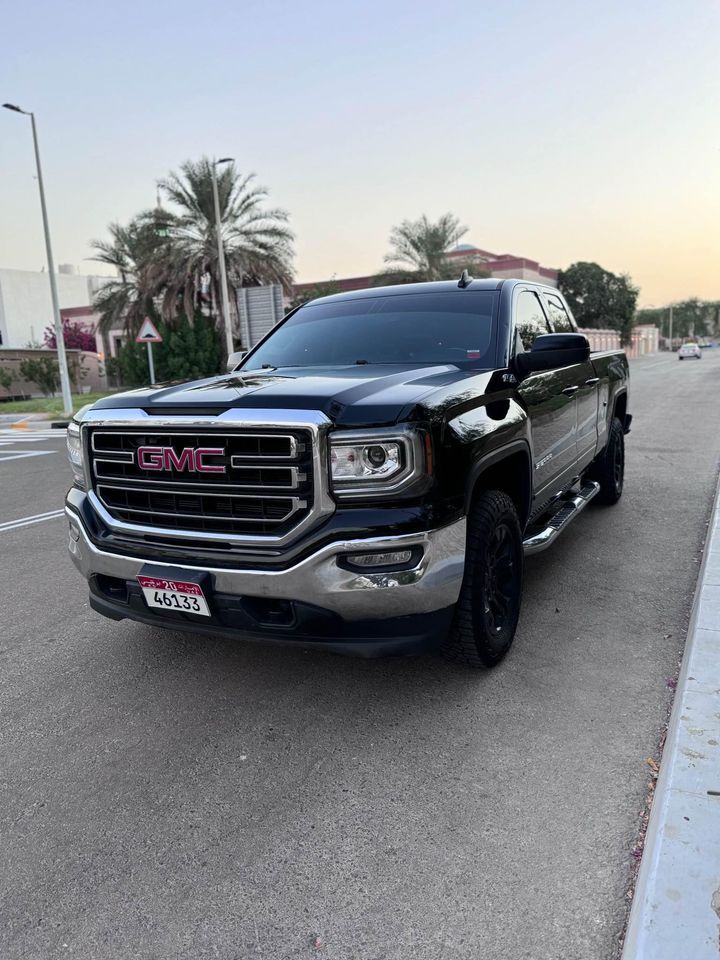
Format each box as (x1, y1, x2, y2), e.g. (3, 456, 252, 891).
(228, 433, 299, 459)
(90, 433, 133, 458)
(93, 459, 304, 491)
(91, 430, 299, 460)
(329, 426, 428, 500)
(66, 506, 467, 619)
(95, 484, 305, 525)
(77, 407, 335, 548)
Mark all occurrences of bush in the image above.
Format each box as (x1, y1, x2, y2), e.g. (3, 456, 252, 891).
(19, 356, 60, 396)
(0, 368, 13, 395)
(115, 313, 223, 387)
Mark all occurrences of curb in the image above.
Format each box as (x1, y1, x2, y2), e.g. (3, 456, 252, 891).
(622, 469, 720, 959)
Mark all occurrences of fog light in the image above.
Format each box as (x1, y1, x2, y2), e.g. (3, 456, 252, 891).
(346, 550, 414, 568)
(68, 521, 80, 542)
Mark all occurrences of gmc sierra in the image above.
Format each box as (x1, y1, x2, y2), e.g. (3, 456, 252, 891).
(65, 276, 630, 667)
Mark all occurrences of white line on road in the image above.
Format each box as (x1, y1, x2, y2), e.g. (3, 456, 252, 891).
(0, 450, 56, 462)
(0, 509, 65, 533)
(0, 432, 65, 443)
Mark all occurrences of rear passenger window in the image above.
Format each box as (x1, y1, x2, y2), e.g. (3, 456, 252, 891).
(515, 291, 551, 351)
(545, 294, 574, 333)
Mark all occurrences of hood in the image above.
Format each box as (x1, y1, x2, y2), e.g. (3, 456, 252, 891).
(92, 363, 496, 427)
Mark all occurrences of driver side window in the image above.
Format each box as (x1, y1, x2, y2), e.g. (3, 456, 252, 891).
(515, 291, 551, 352)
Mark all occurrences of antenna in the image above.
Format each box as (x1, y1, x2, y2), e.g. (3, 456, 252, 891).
(458, 269, 472, 288)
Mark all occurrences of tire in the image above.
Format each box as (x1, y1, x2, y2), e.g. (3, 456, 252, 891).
(588, 416, 625, 505)
(441, 490, 523, 668)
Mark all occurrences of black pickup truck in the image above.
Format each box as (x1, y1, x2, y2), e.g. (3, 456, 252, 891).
(65, 276, 630, 668)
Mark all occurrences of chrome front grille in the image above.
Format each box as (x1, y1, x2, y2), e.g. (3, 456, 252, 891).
(87, 427, 315, 538)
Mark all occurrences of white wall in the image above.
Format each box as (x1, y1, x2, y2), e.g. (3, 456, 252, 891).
(0, 268, 111, 348)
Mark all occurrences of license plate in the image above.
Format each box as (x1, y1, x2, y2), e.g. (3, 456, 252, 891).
(137, 575, 211, 616)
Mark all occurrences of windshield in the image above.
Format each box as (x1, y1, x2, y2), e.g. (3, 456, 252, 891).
(243, 292, 498, 370)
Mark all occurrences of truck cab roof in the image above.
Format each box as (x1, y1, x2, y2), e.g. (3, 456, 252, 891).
(308, 277, 564, 307)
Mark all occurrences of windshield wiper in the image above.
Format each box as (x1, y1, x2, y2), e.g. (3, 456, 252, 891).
(260, 364, 276, 370)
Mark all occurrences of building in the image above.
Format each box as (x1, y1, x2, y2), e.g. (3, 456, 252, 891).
(0, 266, 112, 349)
(444, 244, 558, 285)
(291, 243, 559, 300)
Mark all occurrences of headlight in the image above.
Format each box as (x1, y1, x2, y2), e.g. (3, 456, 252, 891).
(66, 421, 86, 489)
(331, 441, 402, 481)
(329, 427, 430, 499)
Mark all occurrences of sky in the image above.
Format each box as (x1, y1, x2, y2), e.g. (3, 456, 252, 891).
(1, 0, 717, 307)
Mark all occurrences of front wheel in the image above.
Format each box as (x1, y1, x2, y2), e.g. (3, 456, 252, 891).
(441, 490, 523, 668)
(589, 416, 625, 505)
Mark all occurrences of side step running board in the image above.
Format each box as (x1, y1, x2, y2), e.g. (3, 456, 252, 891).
(523, 481, 600, 556)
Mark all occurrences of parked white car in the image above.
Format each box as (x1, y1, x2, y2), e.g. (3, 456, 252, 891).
(678, 342, 702, 360)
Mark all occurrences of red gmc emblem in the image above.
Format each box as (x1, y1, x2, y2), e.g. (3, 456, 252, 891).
(136, 445, 226, 474)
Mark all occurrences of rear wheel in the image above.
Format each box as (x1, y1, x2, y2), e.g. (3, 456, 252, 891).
(441, 490, 523, 669)
(589, 416, 625, 505)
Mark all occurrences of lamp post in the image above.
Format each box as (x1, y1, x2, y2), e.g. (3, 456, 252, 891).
(3, 103, 73, 417)
(210, 157, 235, 360)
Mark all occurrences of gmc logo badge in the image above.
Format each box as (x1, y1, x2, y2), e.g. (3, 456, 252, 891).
(136, 445, 226, 474)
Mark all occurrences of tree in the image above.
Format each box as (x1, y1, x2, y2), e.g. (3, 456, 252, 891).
(636, 299, 720, 341)
(43, 317, 97, 352)
(89, 214, 164, 340)
(558, 262, 639, 346)
(0, 368, 13, 395)
(114, 313, 222, 387)
(287, 280, 340, 312)
(376, 213, 484, 284)
(151, 158, 294, 323)
(19, 356, 60, 396)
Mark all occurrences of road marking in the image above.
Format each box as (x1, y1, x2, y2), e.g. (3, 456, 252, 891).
(0, 430, 65, 443)
(0, 450, 56, 462)
(0, 508, 65, 533)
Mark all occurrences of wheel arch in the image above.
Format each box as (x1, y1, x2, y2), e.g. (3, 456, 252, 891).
(464, 440, 533, 529)
(612, 388, 628, 427)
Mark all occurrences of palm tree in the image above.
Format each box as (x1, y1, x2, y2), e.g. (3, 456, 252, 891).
(89, 214, 163, 339)
(151, 157, 294, 322)
(377, 213, 471, 284)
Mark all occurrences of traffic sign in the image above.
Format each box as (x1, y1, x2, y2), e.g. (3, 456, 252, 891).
(136, 317, 162, 343)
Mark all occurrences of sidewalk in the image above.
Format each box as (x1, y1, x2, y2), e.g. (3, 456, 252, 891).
(622, 470, 720, 958)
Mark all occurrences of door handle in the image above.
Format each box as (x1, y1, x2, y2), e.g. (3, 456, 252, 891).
(584, 377, 600, 386)
(562, 385, 579, 396)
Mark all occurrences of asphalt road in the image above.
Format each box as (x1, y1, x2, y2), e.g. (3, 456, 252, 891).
(2, 352, 719, 960)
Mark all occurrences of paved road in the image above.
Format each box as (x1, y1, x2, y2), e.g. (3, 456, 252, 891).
(2, 353, 719, 960)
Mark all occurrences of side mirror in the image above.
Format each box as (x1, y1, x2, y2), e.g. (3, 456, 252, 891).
(515, 333, 590, 376)
(226, 350, 246, 373)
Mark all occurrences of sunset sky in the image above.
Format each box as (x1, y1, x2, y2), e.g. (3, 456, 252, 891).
(2, 0, 717, 306)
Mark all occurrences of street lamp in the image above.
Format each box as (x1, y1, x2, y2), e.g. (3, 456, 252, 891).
(3, 103, 73, 417)
(210, 157, 235, 359)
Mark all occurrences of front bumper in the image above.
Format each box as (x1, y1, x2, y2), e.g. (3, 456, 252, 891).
(65, 501, 466, 653)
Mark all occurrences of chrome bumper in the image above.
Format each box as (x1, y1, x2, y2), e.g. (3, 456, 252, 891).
(65, 503, 466, 621)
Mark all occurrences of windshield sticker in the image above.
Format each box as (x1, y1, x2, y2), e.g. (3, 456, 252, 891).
(466, 349, 481, 360)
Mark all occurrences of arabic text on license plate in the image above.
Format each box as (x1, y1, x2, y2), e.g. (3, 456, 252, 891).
(137, 575, 211, 616)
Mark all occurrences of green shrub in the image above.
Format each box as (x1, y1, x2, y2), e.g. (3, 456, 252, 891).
(19, 356, 60, 396)
(115, 313, 223, 387)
